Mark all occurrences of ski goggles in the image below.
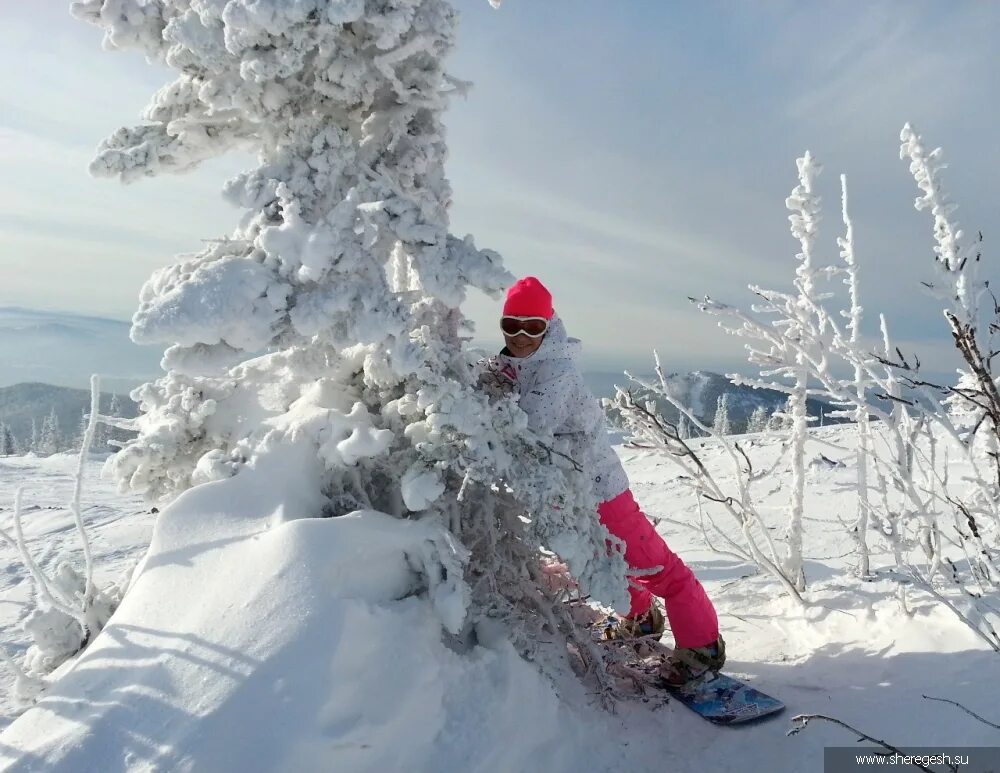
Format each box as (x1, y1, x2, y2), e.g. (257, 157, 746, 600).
(500, 316, 550, 338)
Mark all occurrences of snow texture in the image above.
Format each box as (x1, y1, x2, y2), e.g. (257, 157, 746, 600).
(4, 428, 1000, 771)
(0, 440, 614, 772)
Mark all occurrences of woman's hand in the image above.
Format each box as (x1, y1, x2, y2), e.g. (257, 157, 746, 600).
(476, 356, 518, 398)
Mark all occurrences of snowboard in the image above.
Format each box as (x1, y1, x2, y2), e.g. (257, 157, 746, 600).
(662, 669, 785, 725)
(595, 633, 785, 726)
(549, 568, 784, 725)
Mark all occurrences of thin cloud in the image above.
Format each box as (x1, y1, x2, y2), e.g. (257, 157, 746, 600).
(3, 2, 998, 380)
(0, 126, 90, 168)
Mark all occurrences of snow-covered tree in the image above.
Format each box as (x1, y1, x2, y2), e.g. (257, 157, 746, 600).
(697, 153, 834, 591)
(29, 418, 39, 456)
(780, 153, 825, 591)
(74, 0, 512, 499)
(746, 405, 769, 434)
(686, 128, 1000, 647)
(835, 174, 873, 577)
(39, 409, 62, 457)
(74, 0, 628, 673)
(712, 393, 732, 436)
(677, 412, 691, 440)
(0, 423, 15, 456)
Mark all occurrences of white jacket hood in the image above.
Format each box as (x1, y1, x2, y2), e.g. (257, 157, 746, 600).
(521, 315, 580, 363)
(496, 315, 628, 503)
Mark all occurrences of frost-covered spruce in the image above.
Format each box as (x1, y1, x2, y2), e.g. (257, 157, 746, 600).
(39, 409, 62, 457)
(712, 393, 732, 436)
(73, 0, 629, 634)
(0, 423, 15, 456)
(746, 405, 768, 434)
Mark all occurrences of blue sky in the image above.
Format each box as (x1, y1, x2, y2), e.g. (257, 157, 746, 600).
(2, 1, 998, 379)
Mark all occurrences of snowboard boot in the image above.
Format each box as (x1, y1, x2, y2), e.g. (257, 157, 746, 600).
(659, 635, 726, 687)
(602, 603, 665, 642)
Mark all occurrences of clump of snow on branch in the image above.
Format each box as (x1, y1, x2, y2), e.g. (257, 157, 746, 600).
(900, 124, 981, 323)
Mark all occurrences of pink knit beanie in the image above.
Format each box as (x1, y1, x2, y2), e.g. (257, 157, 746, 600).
(503, 276, 554, 319)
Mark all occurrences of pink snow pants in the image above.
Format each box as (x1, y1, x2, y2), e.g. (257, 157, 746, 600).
(598, 489, 720, 648)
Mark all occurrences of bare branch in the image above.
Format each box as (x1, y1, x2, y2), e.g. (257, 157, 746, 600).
(788, 714, 957, 773)
(922, 694, 1000, 730)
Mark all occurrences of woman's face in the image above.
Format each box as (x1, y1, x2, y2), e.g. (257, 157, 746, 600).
(503, 330, 545, 357)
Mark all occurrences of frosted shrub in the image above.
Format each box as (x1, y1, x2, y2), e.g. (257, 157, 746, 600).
(0, 378, 130, 705)
(687, 153, 835, 592)
(611, 357, 806, 603)
(21, 564, 122, 676)
(659, 128, 999, 647)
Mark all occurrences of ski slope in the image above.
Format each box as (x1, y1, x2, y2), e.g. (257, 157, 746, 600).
(1, 426, 997, 772)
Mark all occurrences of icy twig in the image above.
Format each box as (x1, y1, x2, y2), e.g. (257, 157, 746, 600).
(6, 489, 81, 620)
(788, 714, 956, 773)
(922, 694, 1000, 730)
(72, 375, 101, 629)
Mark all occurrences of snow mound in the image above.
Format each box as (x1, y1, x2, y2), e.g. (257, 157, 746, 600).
(0, 438, 612, 773)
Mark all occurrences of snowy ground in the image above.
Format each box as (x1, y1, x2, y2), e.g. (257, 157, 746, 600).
(614, 427, 999, 770)
(1, 428, 998, 771)
(0, 454, 153, 731)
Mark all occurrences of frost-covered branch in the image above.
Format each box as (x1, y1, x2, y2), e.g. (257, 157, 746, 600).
(1, 489, 81, 622)
(783, 152, 824, 591)
(838, 174, 874, 578)
(900, 123, 982, 325)
(610, 355, 805, 604)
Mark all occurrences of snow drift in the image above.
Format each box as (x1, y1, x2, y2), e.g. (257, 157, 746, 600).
(0, 435, 614, 772)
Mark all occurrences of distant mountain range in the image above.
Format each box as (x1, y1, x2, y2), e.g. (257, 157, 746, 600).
(0, 308, 842, 441)
(0, 307, 161, 391)
(0, 383, 138, 450)
(584, 370, 842, 432)
(0, 369, 837, 453)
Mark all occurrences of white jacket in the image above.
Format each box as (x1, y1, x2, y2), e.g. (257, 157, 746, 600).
(487, 315, 629, 504)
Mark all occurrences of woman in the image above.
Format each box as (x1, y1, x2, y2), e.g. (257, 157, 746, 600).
(482, 276, 725, 685)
